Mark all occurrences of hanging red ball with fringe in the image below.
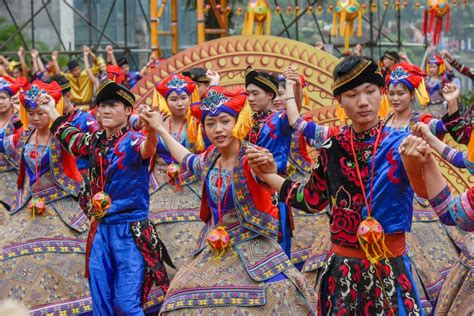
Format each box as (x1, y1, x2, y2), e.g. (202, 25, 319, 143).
(28, 196, 46, 217)
(207, 226, 231, 253)
(91, 191, 111, 220)
(357, 216, 383, 244)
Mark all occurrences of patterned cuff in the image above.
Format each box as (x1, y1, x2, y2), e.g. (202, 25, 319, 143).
(292, 116, 307, 132)
(180, 153, 193, 172)
(50, 115, 67, 135)
(441, 110, 460, 125)
(279, 179, 299, 205)
(429, 185, 452, 217)
(448, 191, 474, 231)
(129, 114, 140, 131)
(441, 146, 457, 163)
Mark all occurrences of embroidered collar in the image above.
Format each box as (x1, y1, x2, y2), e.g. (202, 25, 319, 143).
(252, 109, 273, 122)
(105, 124, 130, 142)
(352, 121, 382, 141)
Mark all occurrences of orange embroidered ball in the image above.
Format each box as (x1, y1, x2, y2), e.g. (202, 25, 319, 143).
(357, 217, 383, 244)
(91, 191, 111, 220)
(28, 196, 46, 216)
(166, 163, 180, 181)
(207, 226, 231, 253)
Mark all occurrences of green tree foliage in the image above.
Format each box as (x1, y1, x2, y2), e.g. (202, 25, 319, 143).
(0, 17, 25, 51)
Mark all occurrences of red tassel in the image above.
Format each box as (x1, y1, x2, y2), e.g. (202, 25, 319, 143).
(445, 10, 450, 32)
(85, 220, 99, 278)
(428, 10, 436, 33)
(433, 17, 442, 45)
(17, 158, 25, 189)
(422, 9, 429, 34)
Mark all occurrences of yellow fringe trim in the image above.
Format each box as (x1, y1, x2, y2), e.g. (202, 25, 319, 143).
(231, 101, 253, 141)
(196, 123, 205, 152)
(379, 94, 390, 119)
(467, 131, 474, 162)
(20, 104, 29, 130)
(336, 104, 346, 124)
(415, 78, 430, 107)
(357, 218, 393, 265)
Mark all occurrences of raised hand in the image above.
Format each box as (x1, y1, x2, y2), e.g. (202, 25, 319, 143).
(314, 41, 325, 50)
(246, 147, 277, 177)
(283, 66, 300, 86)
(353, 44, 364, 57)
(83, 45, 90, 56)
(139, 109, 164, 132)
(37, 94, 60, 121)
(106, 45, 114, 55)
(441, 50, 454, 63)
(136, 103, 151, 114)
(441, 82, 460, 103)
(30, 49, 39, 59)
(133, 104, 151, 130)
(399, 135, 431, 165)
(411, 122, 432, 140)
(398, 51, 409, 61)
(148, 54, 156, 64)
(206, 69, 220, 86)
(17, 46, 25, 58)
(51, 50, 59, 61)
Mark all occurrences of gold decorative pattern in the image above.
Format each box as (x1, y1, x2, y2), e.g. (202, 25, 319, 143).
(131, 35, 339, 117)
(132, 35, 472, 196)
(332, 59, 370, 90)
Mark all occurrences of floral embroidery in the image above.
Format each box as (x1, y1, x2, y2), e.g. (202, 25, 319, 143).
(319, 254, 420, 315)
(166, 76, 188, 89)
(387, 148, 401, 184)
(330, 187, 361, 247)
(201, 89, 230, 113)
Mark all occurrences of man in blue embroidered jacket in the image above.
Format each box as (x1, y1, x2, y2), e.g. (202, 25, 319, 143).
(244, 66, 295, 256)
(40, 80, 171, 316)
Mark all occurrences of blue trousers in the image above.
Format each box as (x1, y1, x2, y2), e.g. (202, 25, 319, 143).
(278, 202, 292, 258)
(89, 222, 145, 316)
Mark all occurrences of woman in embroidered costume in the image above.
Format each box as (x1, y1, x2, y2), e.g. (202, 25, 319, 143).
(0, 81, 90, 313)
(273, 73, 312, 183)
(0, 76, 24, 207)
(399, 134, 473, 315)
(41, 80, 170, 315)
(425, 54, 455, 118)
(273, 71, 332, 281)
(135, 73, 207, 273)
(385, 62, 463, 312)
(248, 56, 428, 315)
(139, 85, 317, 315)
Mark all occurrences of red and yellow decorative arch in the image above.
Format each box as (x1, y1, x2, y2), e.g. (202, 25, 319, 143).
(132, 35, 341, 125)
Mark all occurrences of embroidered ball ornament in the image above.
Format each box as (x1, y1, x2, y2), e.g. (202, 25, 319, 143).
(166, 163, 180, 181)
(28, 196, 46, 217)
(357, 216, 383, 244)
(91, 191, 111, 220)
(207, 226, 231, 253)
